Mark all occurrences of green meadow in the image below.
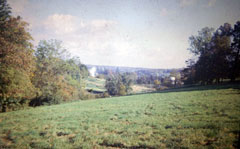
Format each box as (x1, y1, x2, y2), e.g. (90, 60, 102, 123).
(0, 84, 240, 148)
(85, 77, 106, 92)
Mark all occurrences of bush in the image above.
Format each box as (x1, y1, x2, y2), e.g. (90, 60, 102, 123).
(102, 92, 110, 98)
(105, 73, 134, 96)
(0, 97, 29, 112)
(78, 90, 96, 100)
(118, 83, 126, 96)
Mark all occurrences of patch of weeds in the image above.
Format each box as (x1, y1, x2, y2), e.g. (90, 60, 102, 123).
(0, 145, 11, 149)
(39, 132, 47, 137)
(192, 112, 200, 115)
(99, 140, 156, 149)
(0, 139, 11, 149)
(99, 140, 125, 148)
(57, 132, 69, 136)
(171, 138, 182, 143)
(144, 112, 152, 115)
(202, 124, 219, 129)
(0, 131, 16, 146)
(29, 141, 51, 149)
(165, 139, 183, 149)
(68, 136, 75, 144)
(150, 124, 158, 129)
(203, 138, 217, 146)
(165, 125, 173, 129)
(171, 130, 178, 136)
(205, 129, 219, 138)
(116, 131, 124, 134)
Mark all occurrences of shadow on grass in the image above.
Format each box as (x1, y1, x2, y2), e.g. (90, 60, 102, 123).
(127, 83, 240, 96)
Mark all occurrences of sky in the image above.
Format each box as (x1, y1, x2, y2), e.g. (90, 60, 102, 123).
(8, 0, 240, 69)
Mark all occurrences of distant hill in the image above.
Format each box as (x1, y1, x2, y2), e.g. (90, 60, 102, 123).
(86, 64, 182, 77)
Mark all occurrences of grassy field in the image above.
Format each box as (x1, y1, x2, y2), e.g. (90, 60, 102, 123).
(85, 77, 106, 92)
(0, 84, 240, 148)
(131, 84, 155, 94)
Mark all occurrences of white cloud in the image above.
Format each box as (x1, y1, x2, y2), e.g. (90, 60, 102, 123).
(44, 14, 78, 34)
(35, 13, 190, 68)
(39, 14, 125, 65)
(43, 14, 117, 35)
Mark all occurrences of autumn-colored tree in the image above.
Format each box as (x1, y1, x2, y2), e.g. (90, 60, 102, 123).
(31, 40, 89, 106)
(118, 82, 126, 96)
(33, 40, 72, 105)
(153, 79, 161, 90)
(0, 0, 36, 112)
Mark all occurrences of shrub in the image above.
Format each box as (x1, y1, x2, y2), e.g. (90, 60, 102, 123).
(0, 97, 29, 112)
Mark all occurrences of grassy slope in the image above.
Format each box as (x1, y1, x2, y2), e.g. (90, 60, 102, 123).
(0, 85, 240, 148)
(85, 77, 106, 92)
(131, 84, 155, 94)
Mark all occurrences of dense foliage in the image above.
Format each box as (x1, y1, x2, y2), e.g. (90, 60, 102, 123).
(182, 22, 240, 85)
(0, 0, 89, 112)
(30, 40, 89, 106)
(0, 0, 36, 112)
(105, 73, 136, 96)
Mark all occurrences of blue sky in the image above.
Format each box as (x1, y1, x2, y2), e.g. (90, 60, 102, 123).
(8, 0, 240, 68)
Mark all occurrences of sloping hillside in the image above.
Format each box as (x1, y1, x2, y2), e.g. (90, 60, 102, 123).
(0, 85, 239, 148)
(85, 77, 106, 92)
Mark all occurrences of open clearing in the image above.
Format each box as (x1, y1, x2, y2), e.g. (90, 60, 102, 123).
(85, 77, 106, 92)
(131, 84, 155, 94)
(0, 85, 240, 148)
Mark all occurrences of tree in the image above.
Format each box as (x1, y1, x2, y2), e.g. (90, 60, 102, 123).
(186, 25, 232, 84)
(0, 0, 36, 112)
(229, 21, 240, 81)
(105, 73, 135, 96)
(33, 40, 72, 105)
(32, 40, 89, 106)
(153, 79, 161, 90)
(181, 59, 196, 84)
(212, 23, 232, 83)
(188, 27, 215, 84)
(121, 72, 136, 93)
(105, 77, 119, 95)
(118, 82, 126, 96)
(183, 21, 240, 85)
(0, 0, 11, 21)
(188, 27, 215, 56)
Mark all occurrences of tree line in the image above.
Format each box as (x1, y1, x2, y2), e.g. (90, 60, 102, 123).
(0, 0, 89, 112)
(182, 21, 240, 85)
